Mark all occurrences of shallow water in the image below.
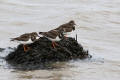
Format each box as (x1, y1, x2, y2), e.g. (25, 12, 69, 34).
(0, 0, 120, 80)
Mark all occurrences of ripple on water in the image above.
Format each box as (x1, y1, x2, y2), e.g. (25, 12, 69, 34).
(0, 0, 120, 80)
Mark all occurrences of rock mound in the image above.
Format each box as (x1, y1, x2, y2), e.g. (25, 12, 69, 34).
(5, 37, 92, 70)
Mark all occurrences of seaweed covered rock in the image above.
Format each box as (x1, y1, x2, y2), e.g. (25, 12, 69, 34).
(6, 37, 92, 69)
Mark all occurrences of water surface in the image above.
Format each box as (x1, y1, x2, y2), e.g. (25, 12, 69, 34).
(0, 0, 120, 80)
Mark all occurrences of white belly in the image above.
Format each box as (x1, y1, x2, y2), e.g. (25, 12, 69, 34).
(14, 39, 33, 44)
(64, 30, 76, 36)
(47, 36, 61, 42)
(63, 31, 70, 35)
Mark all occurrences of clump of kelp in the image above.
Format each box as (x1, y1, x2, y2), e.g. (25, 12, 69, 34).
(5, 37, 92, 70)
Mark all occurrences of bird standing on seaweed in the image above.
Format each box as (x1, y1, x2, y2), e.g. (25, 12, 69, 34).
(39, 29, 64, 48)
(10, 32, 40, 52)
(55, 20, 76, 38)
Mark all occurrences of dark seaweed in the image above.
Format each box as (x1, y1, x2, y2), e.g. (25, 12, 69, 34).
(5, 37, 92, 70)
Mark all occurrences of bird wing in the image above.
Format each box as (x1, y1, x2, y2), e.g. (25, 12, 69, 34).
(45, 30, 58, 39)
(11, 33, 30, 41)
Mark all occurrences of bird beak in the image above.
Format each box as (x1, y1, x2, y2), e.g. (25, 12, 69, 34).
(73, 27, 75, 30)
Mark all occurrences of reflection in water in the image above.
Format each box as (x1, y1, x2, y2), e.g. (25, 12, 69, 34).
(11, 62, 69, 80)
(0, 0, 120, 80)
(8, 59, 120, 80)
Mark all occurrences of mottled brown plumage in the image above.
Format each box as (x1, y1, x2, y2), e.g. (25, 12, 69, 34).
(39, 30, 64, 48)
(55, 20, 76, 33)
(10, 32, 40, 52)
(39, 30, 63, 40)
(11, 32, 39, 42)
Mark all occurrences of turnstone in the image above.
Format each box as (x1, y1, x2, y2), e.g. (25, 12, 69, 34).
(55, 20, 76, 37)
(39, 29, 64, 48)
(10, 32, 40, 52)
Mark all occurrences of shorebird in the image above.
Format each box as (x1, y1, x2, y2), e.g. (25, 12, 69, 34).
(55, 20, 76, 37)
(39, 29, 64, 48)
(10, 32, 40, 52)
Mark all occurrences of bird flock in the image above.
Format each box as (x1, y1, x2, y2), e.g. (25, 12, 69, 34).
(10, 20, 76, 52)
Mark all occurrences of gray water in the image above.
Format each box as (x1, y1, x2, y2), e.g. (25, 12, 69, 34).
(0, 0, 120, 80)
